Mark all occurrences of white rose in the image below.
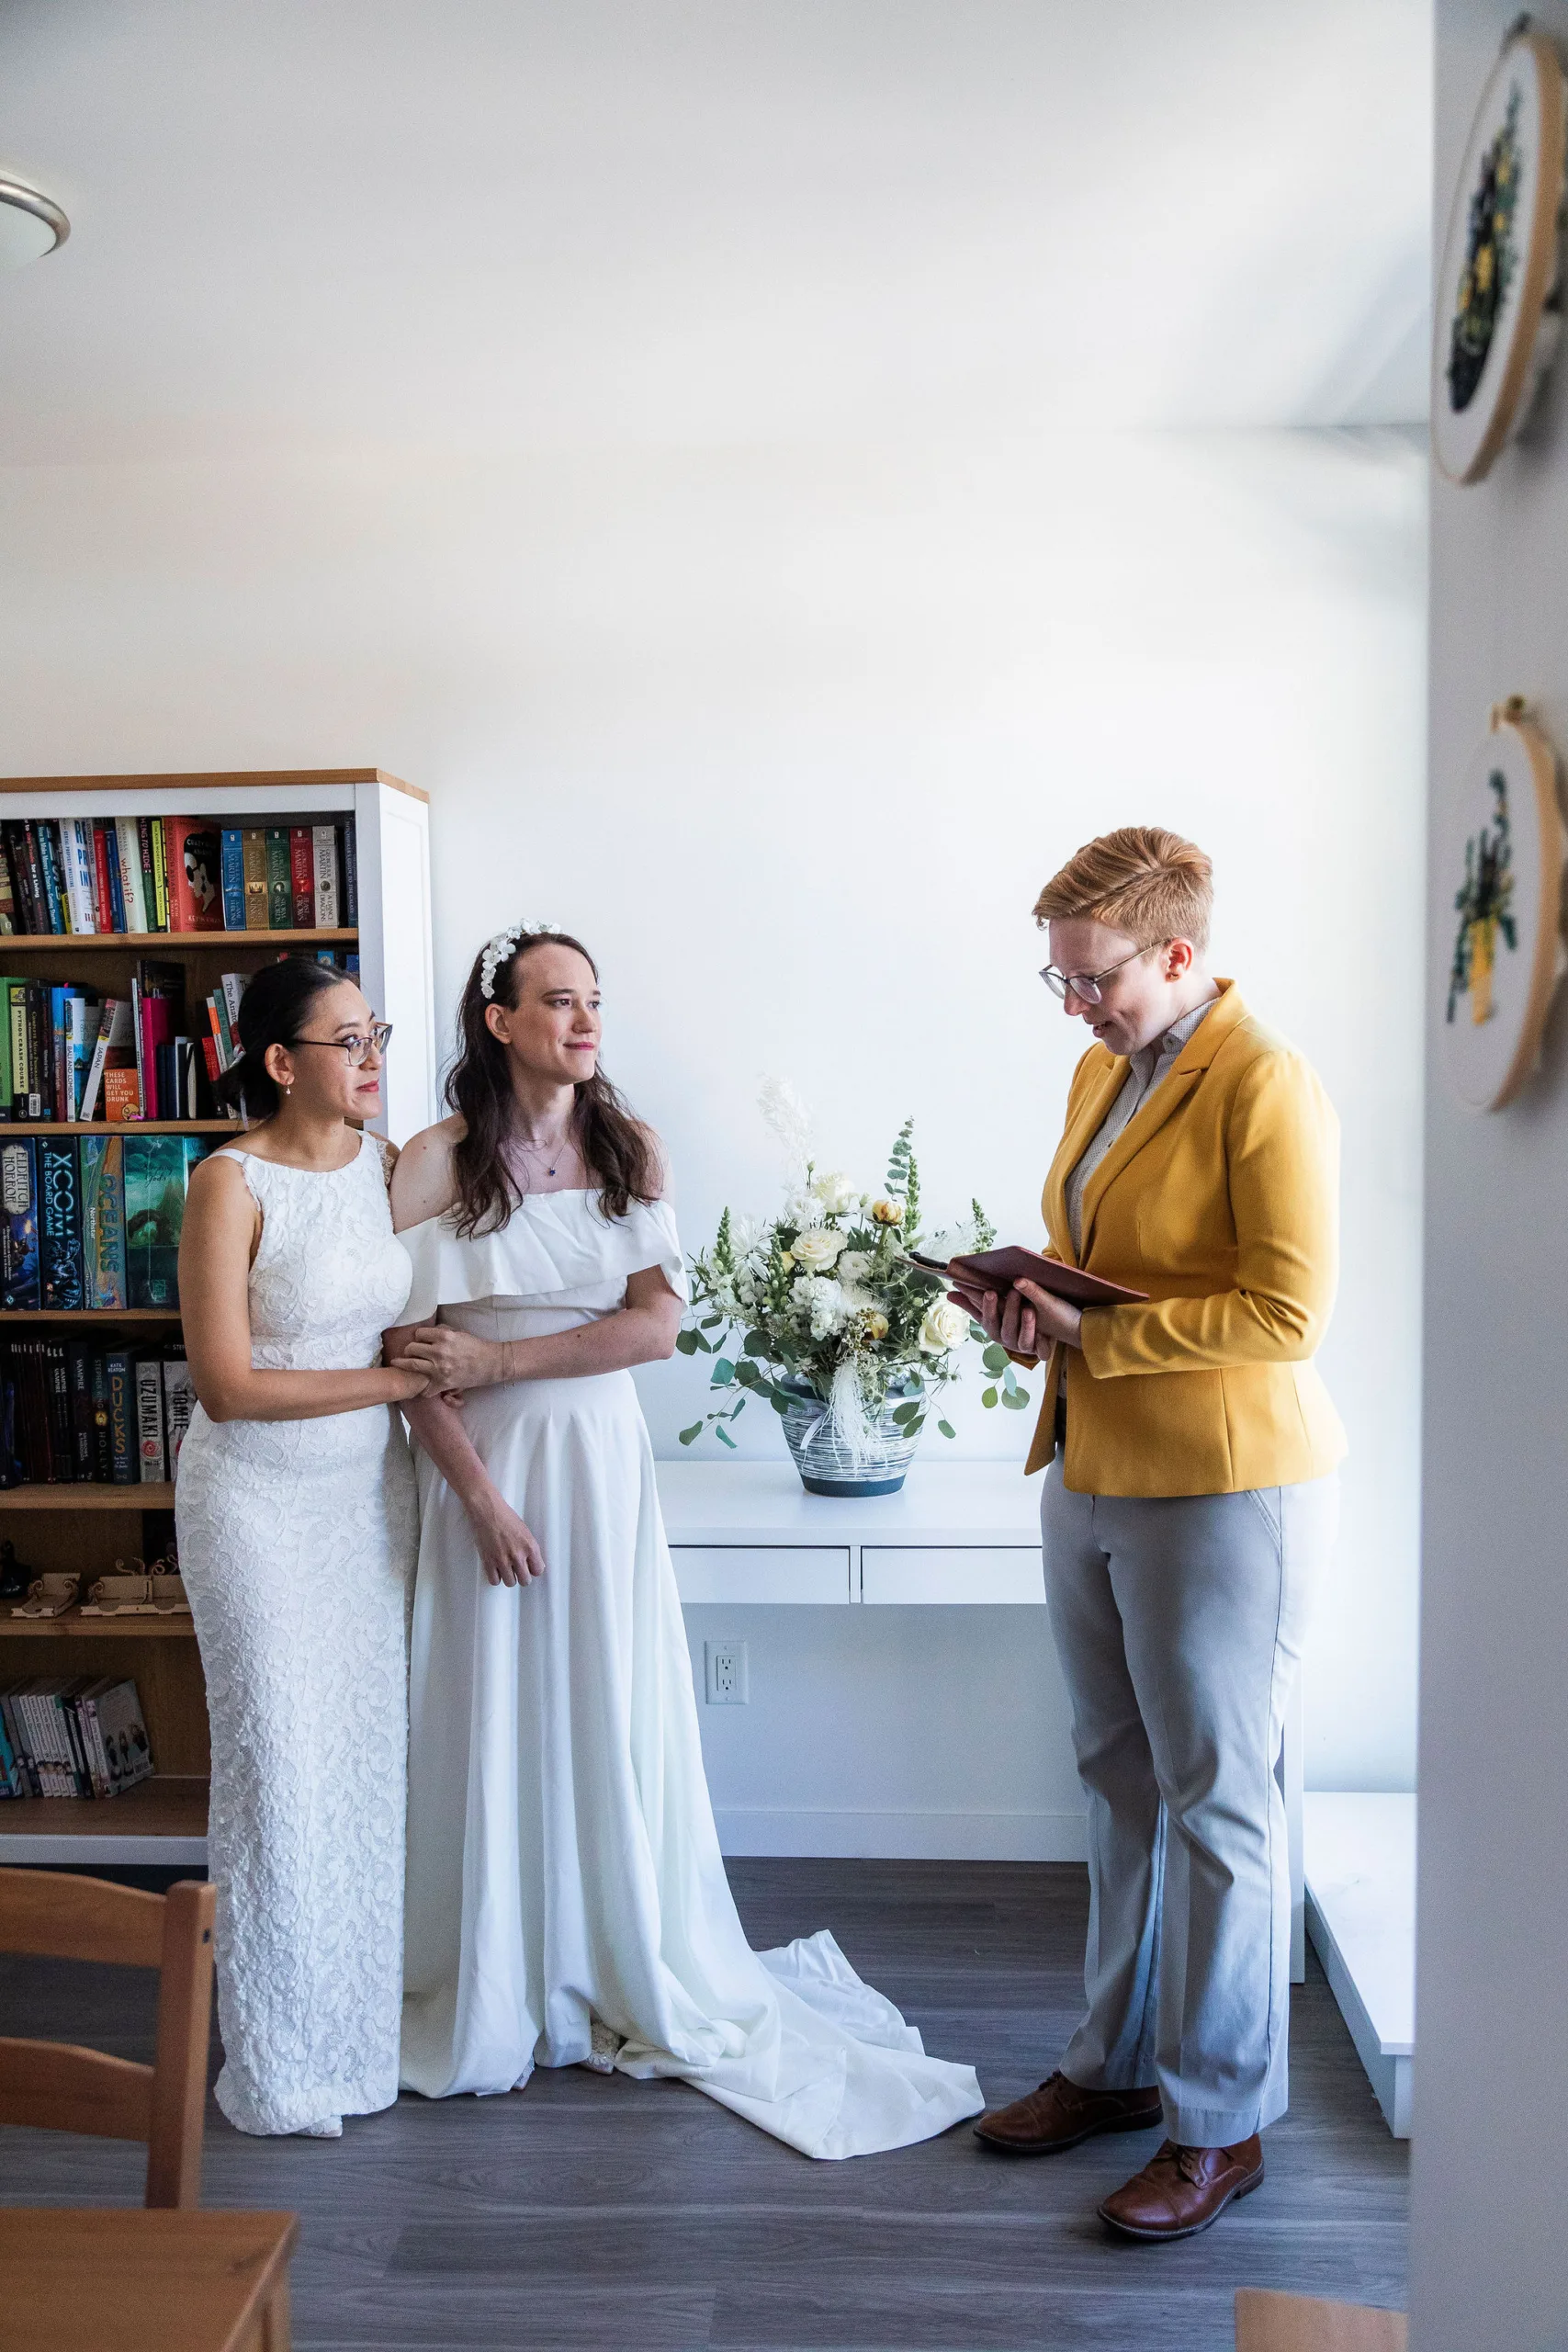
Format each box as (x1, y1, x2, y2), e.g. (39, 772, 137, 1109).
(792, 1227, 848, 1272)
(919, 1299, 970, 1354)
(870, 1197, 905, 1227)
(812, 1170, 861, 1216)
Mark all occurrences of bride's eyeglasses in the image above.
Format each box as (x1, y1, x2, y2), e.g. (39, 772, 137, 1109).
(293, 1023, 393, 1067)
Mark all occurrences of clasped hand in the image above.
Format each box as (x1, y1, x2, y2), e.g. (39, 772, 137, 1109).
(947, 1277, 1083, 1360)
(391, 1322, 504, 1397)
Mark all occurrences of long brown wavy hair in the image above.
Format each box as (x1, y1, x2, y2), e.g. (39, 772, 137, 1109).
(446, 928, 660, 1237)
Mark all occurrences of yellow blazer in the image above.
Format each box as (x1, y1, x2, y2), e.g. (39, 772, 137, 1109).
(1025, 980, 1347, 1495)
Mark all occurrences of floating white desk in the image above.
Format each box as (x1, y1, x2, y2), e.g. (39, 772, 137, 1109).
(656, 1457, 1045, 1604)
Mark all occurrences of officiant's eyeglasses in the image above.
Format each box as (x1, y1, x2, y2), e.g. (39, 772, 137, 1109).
(1039, 945, 1163, 1005)
(293, 1023, 393, 1066)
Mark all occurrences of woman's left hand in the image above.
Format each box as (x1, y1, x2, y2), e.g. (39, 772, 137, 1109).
(391, 1323, 504, 1394)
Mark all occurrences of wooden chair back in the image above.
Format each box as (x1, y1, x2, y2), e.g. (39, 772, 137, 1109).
(1236, 2289, 1408, 2351)
(0, 1865, 217, 2208)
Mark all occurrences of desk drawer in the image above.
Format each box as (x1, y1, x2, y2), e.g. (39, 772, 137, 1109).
(861, 1546, 1044, 1605)
(671, 1546, 852, 1604)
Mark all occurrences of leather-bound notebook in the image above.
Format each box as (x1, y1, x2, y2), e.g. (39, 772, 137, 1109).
(910, 1244, 1147, 1309)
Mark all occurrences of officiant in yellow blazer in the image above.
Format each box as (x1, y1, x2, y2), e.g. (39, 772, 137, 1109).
(955, 826, 1345, 2247)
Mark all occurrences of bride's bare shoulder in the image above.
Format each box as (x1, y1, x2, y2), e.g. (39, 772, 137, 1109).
(389, 1114, 464, 1231)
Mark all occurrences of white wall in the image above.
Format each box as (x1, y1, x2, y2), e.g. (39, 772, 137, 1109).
(1415, 5, 1568, 2341)
(0, 420, 1425, 1817)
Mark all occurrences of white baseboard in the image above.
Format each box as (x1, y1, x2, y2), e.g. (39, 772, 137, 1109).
(712, 1806, 1088, 1861)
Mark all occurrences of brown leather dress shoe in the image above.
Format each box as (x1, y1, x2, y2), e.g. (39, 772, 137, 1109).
(974, 2070, 1163, 2154)
(1098, 2135, 1264, 2240)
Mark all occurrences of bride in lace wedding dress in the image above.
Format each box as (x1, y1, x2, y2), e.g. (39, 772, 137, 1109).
(175, 960, 426, 2138)
(388, 925, 982, 2157)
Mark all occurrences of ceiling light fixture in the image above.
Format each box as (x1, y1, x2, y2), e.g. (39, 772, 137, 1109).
(0, 175, 69, 270)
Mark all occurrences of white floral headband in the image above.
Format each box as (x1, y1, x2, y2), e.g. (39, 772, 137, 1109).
(479, 921, 559, 1001)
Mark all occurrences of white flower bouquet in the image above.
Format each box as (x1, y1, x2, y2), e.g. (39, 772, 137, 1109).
(678, 1087, 1032, 1464)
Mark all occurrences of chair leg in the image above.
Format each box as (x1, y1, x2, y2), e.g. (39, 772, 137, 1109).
(262, 2273, 292, 2352)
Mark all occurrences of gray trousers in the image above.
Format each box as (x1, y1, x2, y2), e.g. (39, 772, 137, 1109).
(1041, 1465, 1337, 2145)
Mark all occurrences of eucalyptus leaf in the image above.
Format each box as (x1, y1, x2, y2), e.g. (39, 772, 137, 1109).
(716, 1424, 737, 1448)
(982, 1343, 1010, 1374)
(1001, 1387, 1030, 1409)
(713, 1359, 736, 1385)
(674, 1329, 702, 1356)
(982, 1385, 998, 1408)
(679, 1422, 704, 1445)
(937, 1419, 957, 1440)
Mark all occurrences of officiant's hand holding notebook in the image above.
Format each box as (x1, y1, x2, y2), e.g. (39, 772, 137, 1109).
(910, 1244, 1148, 1309)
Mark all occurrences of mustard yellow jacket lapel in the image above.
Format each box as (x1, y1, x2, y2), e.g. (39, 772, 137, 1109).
(1030, 980, 1347, 1497)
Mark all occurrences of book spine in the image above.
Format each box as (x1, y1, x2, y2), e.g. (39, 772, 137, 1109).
(136, 819, 160, 933)
(164, 819, 195, 932)
(39, 1138, 84, 1312)
(150, 820, 169, 931)
(44, 1340, 73, 1484)
(162, 1355, 197, 1478)
(25, 986, 47, 1118)
(265, 827, 293, 928)
(57, 1689, 91, 1796)
(100, 820, 127, 934)
(221, 970, 245, 1032)
(106, 1350, 135, 1483)
(4, 1690, 41, 1796)
(135, 1356, 166, 1481)
(311, 826, 340, 927)
(35, 823, 67, 934)
(65, 820, 98, 933)
(51, 985, 67, 1123)
(88, 1351, 112, 1482)
(0, 835, 17, 937)
(220, 828, 246, 929)
(67, 1341, 94, 1480)
(116, 818, 149, 932)
(8, 985, 28, 1121)
(19, 825, 47, 937)
(242, 830, 267, 928)
(77, 1686, 113, 1799)
(0, 1139, 39, 1313)
(289, 826, 315, 926)
(340, 821, 357, 923)
(2, 826, 34, 933)
(82, 1135, 127, 1310)
(0, 1692, 20, 1797)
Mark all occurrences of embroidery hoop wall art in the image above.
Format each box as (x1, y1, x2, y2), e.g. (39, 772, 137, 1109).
(1433, 18, 1567, 485)
(1441, 697, 1566, 1112)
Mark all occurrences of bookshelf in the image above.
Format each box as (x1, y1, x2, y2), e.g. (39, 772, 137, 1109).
(0, 769, 434, 1863)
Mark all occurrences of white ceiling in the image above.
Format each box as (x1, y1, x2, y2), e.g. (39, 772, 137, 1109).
(0, 0, 1431, 465)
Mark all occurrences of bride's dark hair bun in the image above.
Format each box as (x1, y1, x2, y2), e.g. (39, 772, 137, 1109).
(212, 958, 347, 1122)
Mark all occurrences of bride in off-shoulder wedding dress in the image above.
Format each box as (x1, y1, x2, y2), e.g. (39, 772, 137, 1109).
(395, 1185, 983, 2158)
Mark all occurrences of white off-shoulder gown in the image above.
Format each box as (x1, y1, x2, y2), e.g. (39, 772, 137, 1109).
(398, 1191, 982, 2158)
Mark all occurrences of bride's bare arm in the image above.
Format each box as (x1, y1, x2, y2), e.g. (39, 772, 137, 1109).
(392, 1384, 546, 1589)
(390, 1266, 682, 1394)
(181, 1156, 430, 1425)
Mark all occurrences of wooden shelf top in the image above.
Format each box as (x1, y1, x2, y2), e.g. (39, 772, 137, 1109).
(4, 1120, 239, 1136)
(0, 1482, 175, 1513)
(2, 1611, 193, 1640)
(0, 1308, 180, 1323)
(0, 927, 357, 951)
(0, 764, 422, 799)
(0, 1776, 209, 1834)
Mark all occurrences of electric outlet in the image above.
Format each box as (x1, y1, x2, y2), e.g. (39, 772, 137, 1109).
(705, 1639, 749, 1704)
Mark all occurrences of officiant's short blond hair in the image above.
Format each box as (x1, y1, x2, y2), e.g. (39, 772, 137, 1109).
(1033, 826, 1213, 952)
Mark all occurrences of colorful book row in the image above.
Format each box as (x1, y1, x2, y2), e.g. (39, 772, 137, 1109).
(0, 815, 357, 936)
(0, 1338, 192, 1487)
(0, 1675, 153, 1799)
(0, 1132, 208, 1312)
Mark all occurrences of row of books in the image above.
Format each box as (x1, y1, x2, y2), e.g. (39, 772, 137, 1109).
(0, 815, 358, 937)
(0, 950, 357, 1124)
(0, 1133, 208, 1312)
(0, 1676, 153, 1798)
(0, 1340, 194, 1487)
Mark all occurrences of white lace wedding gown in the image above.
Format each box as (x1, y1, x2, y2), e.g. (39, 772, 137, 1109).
(175, 1136, 419, 2136)
(398, 1189, 983, 2157)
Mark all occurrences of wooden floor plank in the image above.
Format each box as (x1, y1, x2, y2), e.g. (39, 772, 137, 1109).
(0, 1859, 1407, 2352)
